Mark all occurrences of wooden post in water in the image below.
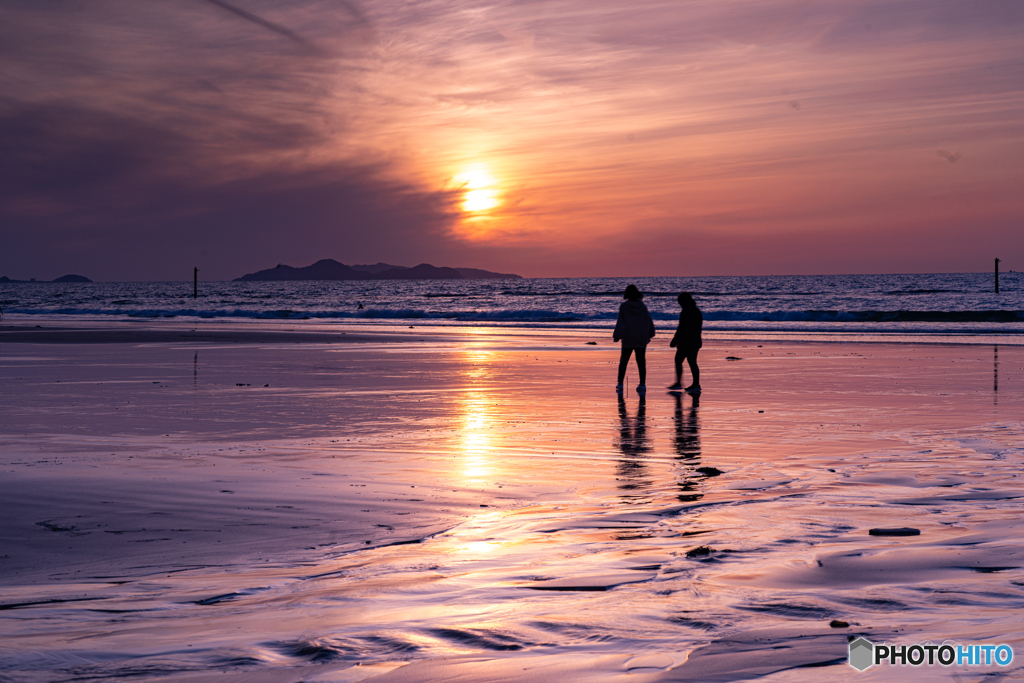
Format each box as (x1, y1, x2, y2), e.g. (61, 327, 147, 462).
(995, 258, 1000, 294)
(194, 267, 198, 299)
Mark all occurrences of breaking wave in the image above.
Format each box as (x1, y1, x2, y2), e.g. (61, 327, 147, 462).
(4, 306, 1023, 326)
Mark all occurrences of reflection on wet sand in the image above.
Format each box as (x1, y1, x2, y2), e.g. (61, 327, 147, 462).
(672, 392, 704, 503)
(458, 391, 496, 483)
(994, 344, 999, 402)
(457, 347, 499, 484)
(4, 340, 1024, 681)
(615, 395, 652, 502)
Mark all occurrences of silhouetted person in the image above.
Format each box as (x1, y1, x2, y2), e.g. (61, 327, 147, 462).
(613, 284, 655, 394)
(357, 302, 364, 310)
(668, 292, 702, 393)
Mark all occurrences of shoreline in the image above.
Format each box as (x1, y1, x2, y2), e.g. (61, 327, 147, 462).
(0, 323, 424, 345)
(2, 317, 1023, 346)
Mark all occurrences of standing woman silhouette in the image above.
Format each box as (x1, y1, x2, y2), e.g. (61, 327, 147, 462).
(669, 292, 702, 393)
(613, 284, 655, 394)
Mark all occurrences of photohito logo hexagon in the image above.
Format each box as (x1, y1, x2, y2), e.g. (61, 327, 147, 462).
(849, 637, 874, 671)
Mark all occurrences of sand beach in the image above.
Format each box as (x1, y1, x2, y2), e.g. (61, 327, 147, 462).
(1, 321, 1023, 682)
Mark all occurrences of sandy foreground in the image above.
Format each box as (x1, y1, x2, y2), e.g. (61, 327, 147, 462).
(1, 321, 1023, 682)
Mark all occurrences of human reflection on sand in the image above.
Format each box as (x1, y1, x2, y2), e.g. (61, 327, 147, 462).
(615, 394, 652, 502)
(671, 392, 704, 503)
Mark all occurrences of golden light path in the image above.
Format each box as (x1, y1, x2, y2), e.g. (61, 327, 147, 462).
(457, 346, 498, 484)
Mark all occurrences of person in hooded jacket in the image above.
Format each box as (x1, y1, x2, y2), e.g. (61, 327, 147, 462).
(668, 291, 702, 393)
(613, 284, 655, 393)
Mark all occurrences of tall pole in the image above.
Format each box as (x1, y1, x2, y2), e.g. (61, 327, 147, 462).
(194, 267, 198, 299)
(995, 258, 1000, 294)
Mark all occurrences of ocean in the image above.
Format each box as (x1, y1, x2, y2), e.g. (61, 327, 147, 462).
(2, 272, 1022, 342)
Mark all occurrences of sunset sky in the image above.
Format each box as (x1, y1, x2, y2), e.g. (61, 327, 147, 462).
(2, 0, 1022, 280)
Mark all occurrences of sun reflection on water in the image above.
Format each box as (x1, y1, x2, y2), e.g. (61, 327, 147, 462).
(458, 540, 504, 555)
(456, 348, 498, 484)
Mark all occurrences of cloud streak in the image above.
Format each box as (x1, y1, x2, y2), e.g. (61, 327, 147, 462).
(2, 0, 1023, 278)
(352, 0, 1024, 273)
(0, 1, 462, 280)
(201, 0, 323, 51)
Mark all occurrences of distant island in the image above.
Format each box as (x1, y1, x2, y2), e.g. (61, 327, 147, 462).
(235, 259, 521, 282)
(0, 274, 92, 283)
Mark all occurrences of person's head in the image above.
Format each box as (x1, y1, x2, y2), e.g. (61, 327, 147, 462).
(678, 291, 695, 308)
(624, 284, 643, 301)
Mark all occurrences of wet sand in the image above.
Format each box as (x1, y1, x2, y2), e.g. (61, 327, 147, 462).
(1, 322, 1023, 681)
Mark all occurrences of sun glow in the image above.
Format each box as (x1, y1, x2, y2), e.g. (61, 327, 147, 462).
(456, 349, 499, 482)
(455, 166, 501, 214)
(459, 387, 495, 480)
(459, 540, 504, 555)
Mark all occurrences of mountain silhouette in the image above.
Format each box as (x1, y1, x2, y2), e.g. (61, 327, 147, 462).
(373, 263, 462, 280)
(0, 274, 92, 283)
(235, 259, 371, 282)
(235, 259, 520, 281)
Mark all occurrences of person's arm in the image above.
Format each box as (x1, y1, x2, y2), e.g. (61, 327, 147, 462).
(613, 307, 623, 342)
(647, 309, 656, 339)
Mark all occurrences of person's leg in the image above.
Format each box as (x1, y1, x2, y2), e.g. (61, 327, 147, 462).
(617, 347, 634, 385)
(673, 347, 684, 386)
(686, 349, 700, 388)
(635, 347, 647, 385)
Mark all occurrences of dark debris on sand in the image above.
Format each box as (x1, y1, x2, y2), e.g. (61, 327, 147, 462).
(869, 527, 920, 536)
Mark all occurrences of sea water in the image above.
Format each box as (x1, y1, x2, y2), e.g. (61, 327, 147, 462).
(2, 272, 1023, 342)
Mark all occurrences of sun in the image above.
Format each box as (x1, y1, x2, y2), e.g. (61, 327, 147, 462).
(454, 167, 501, 214)
(463, 188, 499, 212)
